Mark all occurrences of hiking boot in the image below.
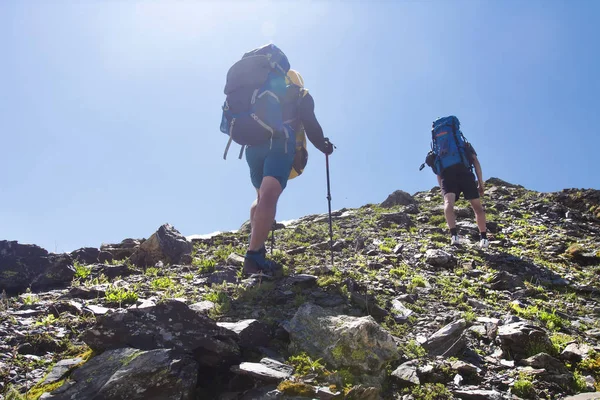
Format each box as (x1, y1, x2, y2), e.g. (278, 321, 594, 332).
(243, 250, 283, 278)
(479, 238, 490, 249)
(451, 235, 461, 246)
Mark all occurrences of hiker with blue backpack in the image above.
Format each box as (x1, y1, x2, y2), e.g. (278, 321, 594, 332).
(220, 44, 334, 276)
(421, 116, 489, 248)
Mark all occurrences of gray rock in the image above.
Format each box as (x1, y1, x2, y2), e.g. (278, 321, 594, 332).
(449, 360, 481, 375)
(350, 291, 389, 319)
(287, 274, 318, 287)
(381, 190, 417, 208)
(455, 207, 475, 219)
(189, 301, 215, 314)
(488, 271, 524, 291)
(393, 244, 404, 254)
(239, 220, 252, 234)
(64, 286, 106, 299)
(41, 357, 83, 385)
(379, 212, 413, 228)
(82, 299, 240, 367)
(391, 360, 420, 385)
(231, 358, 293, 382)
(207, 267, 238, 285)
(403, 204, 420, 214)
(586, 328, 600, 338)
(344, 385, 380, 400)
(521, 352, 570, 375)
(285, 303, 398, 376)
(452, 388, 503, 400)
(239, 385, 281, 400)
(100, 238, 143, 261)
(217, 319, 271, 349)
(31, 253, 75, 292)
(91, 263, 133, 280)
(83, 305, 112, 316)
(423, 319, 467, 356)
(226, 253, 245, 267)
(391, 299, 413, 322)
(0, 241, 77, 294)
(563, 394, 600, 400)
(497, 321, 552, 360)
(562, 342, 593, 363)
(130, 224, 192, 268)
(425, 249, 453, 268)
(43, 348, 197, 400)
(70, 247, 113, 265)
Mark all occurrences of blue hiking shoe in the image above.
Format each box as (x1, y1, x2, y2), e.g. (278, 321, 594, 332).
(243, 250, 283, 278)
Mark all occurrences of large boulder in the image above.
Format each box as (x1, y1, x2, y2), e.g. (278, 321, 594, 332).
(70, 247, 113, 265)
(423, 319, 467, 356)
(284, 303, 398, 377)
(100, 238, 143, 261)
(130, 224, 192, 268)
(497, 321, 553, 360)
(381, 190, 417, 208)
(0, 241, 74, 294)
(31, 253, 74, 291)
(42, 347, 197, 400)
(82, 299, 240, 368)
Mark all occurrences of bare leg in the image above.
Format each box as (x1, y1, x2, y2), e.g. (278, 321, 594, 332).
(249, 190, 259, 231)
(470, 198, 487, 233)
(444, 193, 457, 229)
(249, 177, 282, 252)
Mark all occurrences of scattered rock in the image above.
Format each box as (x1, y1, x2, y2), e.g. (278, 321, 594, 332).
(488, 271, 524, 291)
(379, 212, 413, 228)
(423, 319, 467, 356)
(285, 303, 398, 377)
(391, 298, 413, 322)
(70, 247, 113, 264)
(82, 299, 240, 367)
(381, 190, 417, 208)
(217, 319, 271, 349)
(0, 241, 75, 294)
(391, 360, 420, 385)
(562, 342, 593, 363)
(42, 348, 197, 400)
(40, 357, 83, 385)
(130, 224, 192, 268)
(425, 249, 453, 268)
(497, 321, 553, 360)
(231, 358, 293, 382)
(100, 238, 143, 261)
(226, 253, 245, 267)
(452, 388, 503, 399)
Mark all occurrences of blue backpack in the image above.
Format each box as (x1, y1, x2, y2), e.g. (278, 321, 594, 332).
(220, 44, 290, 159)
(429, 116, 473, 175)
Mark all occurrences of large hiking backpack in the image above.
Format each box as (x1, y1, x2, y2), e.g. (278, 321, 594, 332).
(282, 74, 309, 180)
(220, 44, 291, 159)
(427, 116, 473, 175)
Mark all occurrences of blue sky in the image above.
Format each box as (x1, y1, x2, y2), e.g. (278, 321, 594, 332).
(1, 1, 598, 253)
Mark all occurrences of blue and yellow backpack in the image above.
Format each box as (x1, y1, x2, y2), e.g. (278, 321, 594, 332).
(220, 44, 290, 159)
(423, 116, 474, 175)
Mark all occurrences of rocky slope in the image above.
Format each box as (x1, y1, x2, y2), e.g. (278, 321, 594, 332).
(1, 178, 599, 400)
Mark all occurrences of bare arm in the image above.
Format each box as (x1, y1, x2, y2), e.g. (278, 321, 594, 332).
(472, 155, 484, 195)
(299, 92, 328, 153)
(437, 174, 442, 192)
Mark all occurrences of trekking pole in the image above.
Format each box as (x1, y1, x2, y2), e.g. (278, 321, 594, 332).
(270, 220, 276, 255)
(325, 153, 334, 266)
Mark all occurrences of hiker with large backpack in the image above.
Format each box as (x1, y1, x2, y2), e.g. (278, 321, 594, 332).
(220, 44, 333, 276)
(420, 116, 489, 248)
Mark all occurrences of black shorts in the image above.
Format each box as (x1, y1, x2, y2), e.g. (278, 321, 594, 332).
(440, 164, 479, 200)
